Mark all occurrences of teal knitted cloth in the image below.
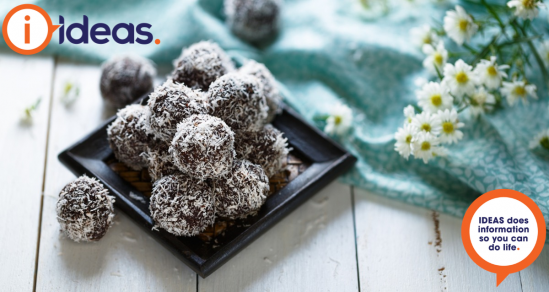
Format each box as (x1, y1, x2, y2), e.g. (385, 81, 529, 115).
(2, 0, 548, 229)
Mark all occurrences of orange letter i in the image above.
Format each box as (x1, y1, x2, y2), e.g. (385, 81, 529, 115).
(25, 15, 30, 44)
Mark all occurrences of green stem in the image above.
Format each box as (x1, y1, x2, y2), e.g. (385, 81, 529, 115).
(463, 43, 479, 55)
(512, 20, 549, 85)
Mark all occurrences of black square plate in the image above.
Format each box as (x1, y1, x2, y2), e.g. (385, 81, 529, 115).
(58, 101, 356, 277)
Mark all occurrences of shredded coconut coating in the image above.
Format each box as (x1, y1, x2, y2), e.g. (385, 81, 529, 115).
(100, 54, 156, 109)
(107, 104, 151, 171)
(146, 79, 207, 142)
(56, 175, 115, 242)
(149, 174, 215, 236)
(206, 72, 268, 132)
(172, 41, 235, 91)
(239, 60, 282, 123)
(214, 159, 269, 219)
(225, 0, 282, 42)
(235, 124, 289, 177)
(170, 114, 236, 180)
(144, 139, 180, 182)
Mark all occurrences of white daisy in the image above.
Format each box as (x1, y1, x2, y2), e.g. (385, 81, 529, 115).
(529, 129, 549, 150)
(507, 0, 543, 20)
(501, 79, 538, 106)
(394, 124, 416, 159)
(432, 146, 449, 158)
(416, 82, 453, 113)
(422, 43, 449, 76)
(443, 59, 477, 98)
(410, 25, 439, 48)
(469, 87, 496, 117)
(436, 109, 464, 144)
(443, 5, 479, 46)
(324, 103, 353, 135)
(412, 132, 440, 163)
(411, 111, 442, 135)
(474, 56, 509, 90)
(404, 105, 415, 124)
(539, 40, 549, 65)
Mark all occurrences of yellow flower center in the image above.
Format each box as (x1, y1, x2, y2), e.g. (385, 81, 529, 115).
(514, 86, 526, 97)
(458, 19, 469, 31)
(456, 71, 468, 84)
(442, 121, 454, 134)
(405, 135, 412, 144)
(421, 123, 432, 132)
(423, 35, 432, 45)
(434, 53, 443, 66)
(487, 66, 498, 76)
(430, 94, 442, 106)
(541, 136, 549, 150)
(334, 116, 342, 125)
(421, 141, 431, 151)
(522, 0, 535, 9)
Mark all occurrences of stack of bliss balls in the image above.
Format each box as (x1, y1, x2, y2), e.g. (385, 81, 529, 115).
(106, 41, 289, 237)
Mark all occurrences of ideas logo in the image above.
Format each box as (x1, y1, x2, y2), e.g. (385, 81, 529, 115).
(2, 4, 160, 55)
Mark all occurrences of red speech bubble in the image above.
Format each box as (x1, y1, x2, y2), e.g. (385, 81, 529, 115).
(462, 189, 546, 286)
(2, 4, 60, 55)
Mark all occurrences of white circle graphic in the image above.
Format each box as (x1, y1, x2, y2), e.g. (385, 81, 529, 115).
(6, 9, 49, 51)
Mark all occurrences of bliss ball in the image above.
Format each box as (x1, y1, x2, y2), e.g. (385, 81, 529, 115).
(107, 104, 151, 170)
(170, 114, 235, 180)
(214, 159, 269, 219)
(100, 55, 156, 108)
(235, 124, 289, 177)
(224, 0, 282, 43)
(149, 174, 214, 236)
(57, 175, 115, 242)
(172, 41, 235, 91)
(147, 79, 206, 142)
(239, 60, 282, 123)
(145, 140, 179, 182)
(206, 72, 268, 132)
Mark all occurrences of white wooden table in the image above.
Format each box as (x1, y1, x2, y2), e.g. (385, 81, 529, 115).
(1, 53, 548, 292)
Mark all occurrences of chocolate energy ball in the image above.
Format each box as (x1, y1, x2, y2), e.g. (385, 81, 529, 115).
(239, 60, 282, 123)
(107, 104, 151, 170)
(146, 79, 206, 142)
(235, 124, 289, 177)
(145, 140, 179, 182)
(214, 159, 269, 219)
(100, 54, 156, 108)
(172, 41, 235, 91)
(170, 114, 235, 180)
(224, 0, 282, 43)
(206, 72, 268, 132)
(149, 174, 215, 236)
(57, 175, 115, 242)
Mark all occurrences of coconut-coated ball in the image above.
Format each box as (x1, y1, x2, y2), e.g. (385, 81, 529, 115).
(146, 79, 206, 142)
(214, 159, 270, 219)
(57, 175, 115, 242)
(107, 104, 151, 170)
(206, 72, 268, 132)
(100, 54, 156, 108)
(145, 139, 179, 182)
(235, 124, 289, 177)
(172, 41, 235, 91)
(239, 60, 282, 122)
(149, 174, 215, 236)
(225, 0, 282, 43)
(170, 114, 235, 180)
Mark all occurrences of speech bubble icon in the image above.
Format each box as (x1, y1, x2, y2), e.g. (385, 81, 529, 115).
(2, 4, 60, 55)
(461, 189, 546, 286)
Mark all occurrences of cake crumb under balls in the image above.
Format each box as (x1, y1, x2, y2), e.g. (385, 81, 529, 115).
(172, 41, 235, 91)
(107, 104, 151, 171)
(239, 60, 282, 122)
(149, 174, 215, 236)
(57, 175, 115, 242)
(225, 0, 282, 43)
(235, 124, 289, 177)
(206, 72, 268, 132)
(146, 79, 206, 142)
(214, 159, 270, 219)
(170, 114, 235, 180)
(100, 54, 156, 108)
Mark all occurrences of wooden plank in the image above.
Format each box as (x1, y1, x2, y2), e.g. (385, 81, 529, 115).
(35, 62, 197, 291)
(519, 240, 549, 291)
(353, 188, 444, 291)
(199, 182, 359, 292)
(0, 54, 54, 291)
